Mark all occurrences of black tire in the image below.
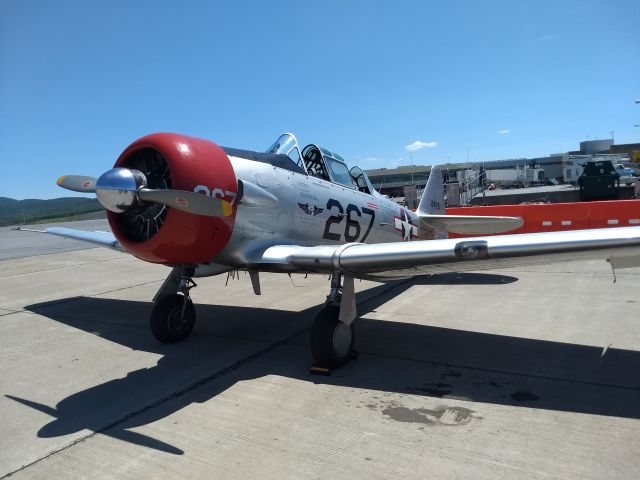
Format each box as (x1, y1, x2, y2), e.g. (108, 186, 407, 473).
(150, 294, 196, 343)
(310, 306, 355, 369)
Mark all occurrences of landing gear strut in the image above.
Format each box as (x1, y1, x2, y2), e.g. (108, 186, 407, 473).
(310, 273, 357, 372)
(150, 266, 197, 343)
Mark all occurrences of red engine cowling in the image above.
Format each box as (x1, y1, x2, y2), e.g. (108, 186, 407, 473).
(107, 133, 237, 265)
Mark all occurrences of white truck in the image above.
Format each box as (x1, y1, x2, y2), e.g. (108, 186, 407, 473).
(614, 163, 637, 186)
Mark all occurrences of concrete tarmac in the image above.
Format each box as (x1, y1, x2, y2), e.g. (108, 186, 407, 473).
(1, 221, 639, 479)
(0, 219, 111, 260)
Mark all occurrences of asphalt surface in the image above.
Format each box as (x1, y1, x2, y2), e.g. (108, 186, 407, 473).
(0, 219, 111, 260)
(1, 220, 639, 479)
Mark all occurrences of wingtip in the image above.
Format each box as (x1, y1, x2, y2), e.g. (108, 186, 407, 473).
(56, 175, 65, 186)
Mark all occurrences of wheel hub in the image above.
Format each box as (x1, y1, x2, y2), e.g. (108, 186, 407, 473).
(167, 306, 190, 334)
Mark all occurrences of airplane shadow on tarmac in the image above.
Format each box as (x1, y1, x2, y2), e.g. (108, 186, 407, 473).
(10, 272, 640, 455)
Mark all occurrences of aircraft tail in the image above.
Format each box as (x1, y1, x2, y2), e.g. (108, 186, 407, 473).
(417, 165, 445, 215)
(417, 165, 523, 235)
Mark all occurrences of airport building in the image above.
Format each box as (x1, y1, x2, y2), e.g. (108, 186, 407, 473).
(365, 139, 640, 199)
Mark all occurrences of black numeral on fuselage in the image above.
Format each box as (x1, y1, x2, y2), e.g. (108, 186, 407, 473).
(322, 199, 343, 241)
(322, 199, 375, 242)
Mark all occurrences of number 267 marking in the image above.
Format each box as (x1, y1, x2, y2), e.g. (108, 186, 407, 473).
(322, 199, 375, 242)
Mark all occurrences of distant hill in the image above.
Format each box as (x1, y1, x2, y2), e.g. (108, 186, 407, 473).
(0, 197, 104, 227)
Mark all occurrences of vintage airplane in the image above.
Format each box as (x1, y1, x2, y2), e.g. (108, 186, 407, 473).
(22, 132, 640, 371)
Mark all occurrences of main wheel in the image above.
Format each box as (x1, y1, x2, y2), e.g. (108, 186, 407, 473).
(310, 306, 355, 369)
(150, 294, 196, 343)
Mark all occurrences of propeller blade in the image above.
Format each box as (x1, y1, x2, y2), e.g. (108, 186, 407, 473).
(56, 175, 97, 193)
(138, 189, 233, 217)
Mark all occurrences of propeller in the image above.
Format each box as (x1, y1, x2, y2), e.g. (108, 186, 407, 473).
(137, 188, 232, 217)
(57, 168, 232, 218)
(56, 175, 97, 193)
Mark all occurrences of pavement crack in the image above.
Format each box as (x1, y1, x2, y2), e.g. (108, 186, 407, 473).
(364, 351, 640, 393)
(0, 322, 312, 479)
(0, 258, 130, 279)
(21, 279, 166, 312)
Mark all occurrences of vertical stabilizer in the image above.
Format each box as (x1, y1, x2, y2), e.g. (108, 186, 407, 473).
(417, 165, 445, 215)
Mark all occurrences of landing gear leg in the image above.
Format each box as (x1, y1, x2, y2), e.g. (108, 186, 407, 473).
(310, 273, 357, 373)
(150, 266, 197, 343)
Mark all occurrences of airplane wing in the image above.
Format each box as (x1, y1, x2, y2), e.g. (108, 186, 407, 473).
(259, 227, 640, 280)
(15, 226, 124, 252)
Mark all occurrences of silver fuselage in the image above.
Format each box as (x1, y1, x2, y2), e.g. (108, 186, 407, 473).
(212, 156, 417, 268)
(193, 156, 640, 281)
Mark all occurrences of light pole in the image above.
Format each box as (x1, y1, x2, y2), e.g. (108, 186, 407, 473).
(635, 99, 640, 134)
(410, 152, 414, 185)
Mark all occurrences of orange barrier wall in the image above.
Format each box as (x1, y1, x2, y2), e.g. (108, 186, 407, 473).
(445, 199, 640, 237)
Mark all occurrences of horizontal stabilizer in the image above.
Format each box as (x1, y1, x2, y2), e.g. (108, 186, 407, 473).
(417, 164, 522, 234)
(419, 214, 523, 235)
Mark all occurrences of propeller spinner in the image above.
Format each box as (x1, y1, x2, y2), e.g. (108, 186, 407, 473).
(57, 167, 232, 217)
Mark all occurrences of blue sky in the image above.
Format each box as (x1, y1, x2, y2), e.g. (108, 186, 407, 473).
(1, 0, 639, 199)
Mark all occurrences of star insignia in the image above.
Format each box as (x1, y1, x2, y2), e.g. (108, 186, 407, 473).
(394, 209, 418, 241)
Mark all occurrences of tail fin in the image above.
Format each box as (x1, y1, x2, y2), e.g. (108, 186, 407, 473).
(417, 165, 445, 215)
(416, 165, 523, 235)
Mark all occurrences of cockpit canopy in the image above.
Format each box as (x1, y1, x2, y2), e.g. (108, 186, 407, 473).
(265, 133, 376, 194)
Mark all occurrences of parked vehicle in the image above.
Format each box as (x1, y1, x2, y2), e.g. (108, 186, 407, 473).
(578, 160, 620, 201)
(614, 163, 636, 186)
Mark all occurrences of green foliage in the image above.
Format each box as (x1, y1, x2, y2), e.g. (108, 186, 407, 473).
(0, 197, 103, 226)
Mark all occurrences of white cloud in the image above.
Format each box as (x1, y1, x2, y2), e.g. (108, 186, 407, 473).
(405, 140, 437, 152)
(361, 156, 379, 164)
(497, 129, 510, 134)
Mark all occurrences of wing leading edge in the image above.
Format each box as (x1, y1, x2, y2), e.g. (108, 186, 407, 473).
(260, 227, 640, 280)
